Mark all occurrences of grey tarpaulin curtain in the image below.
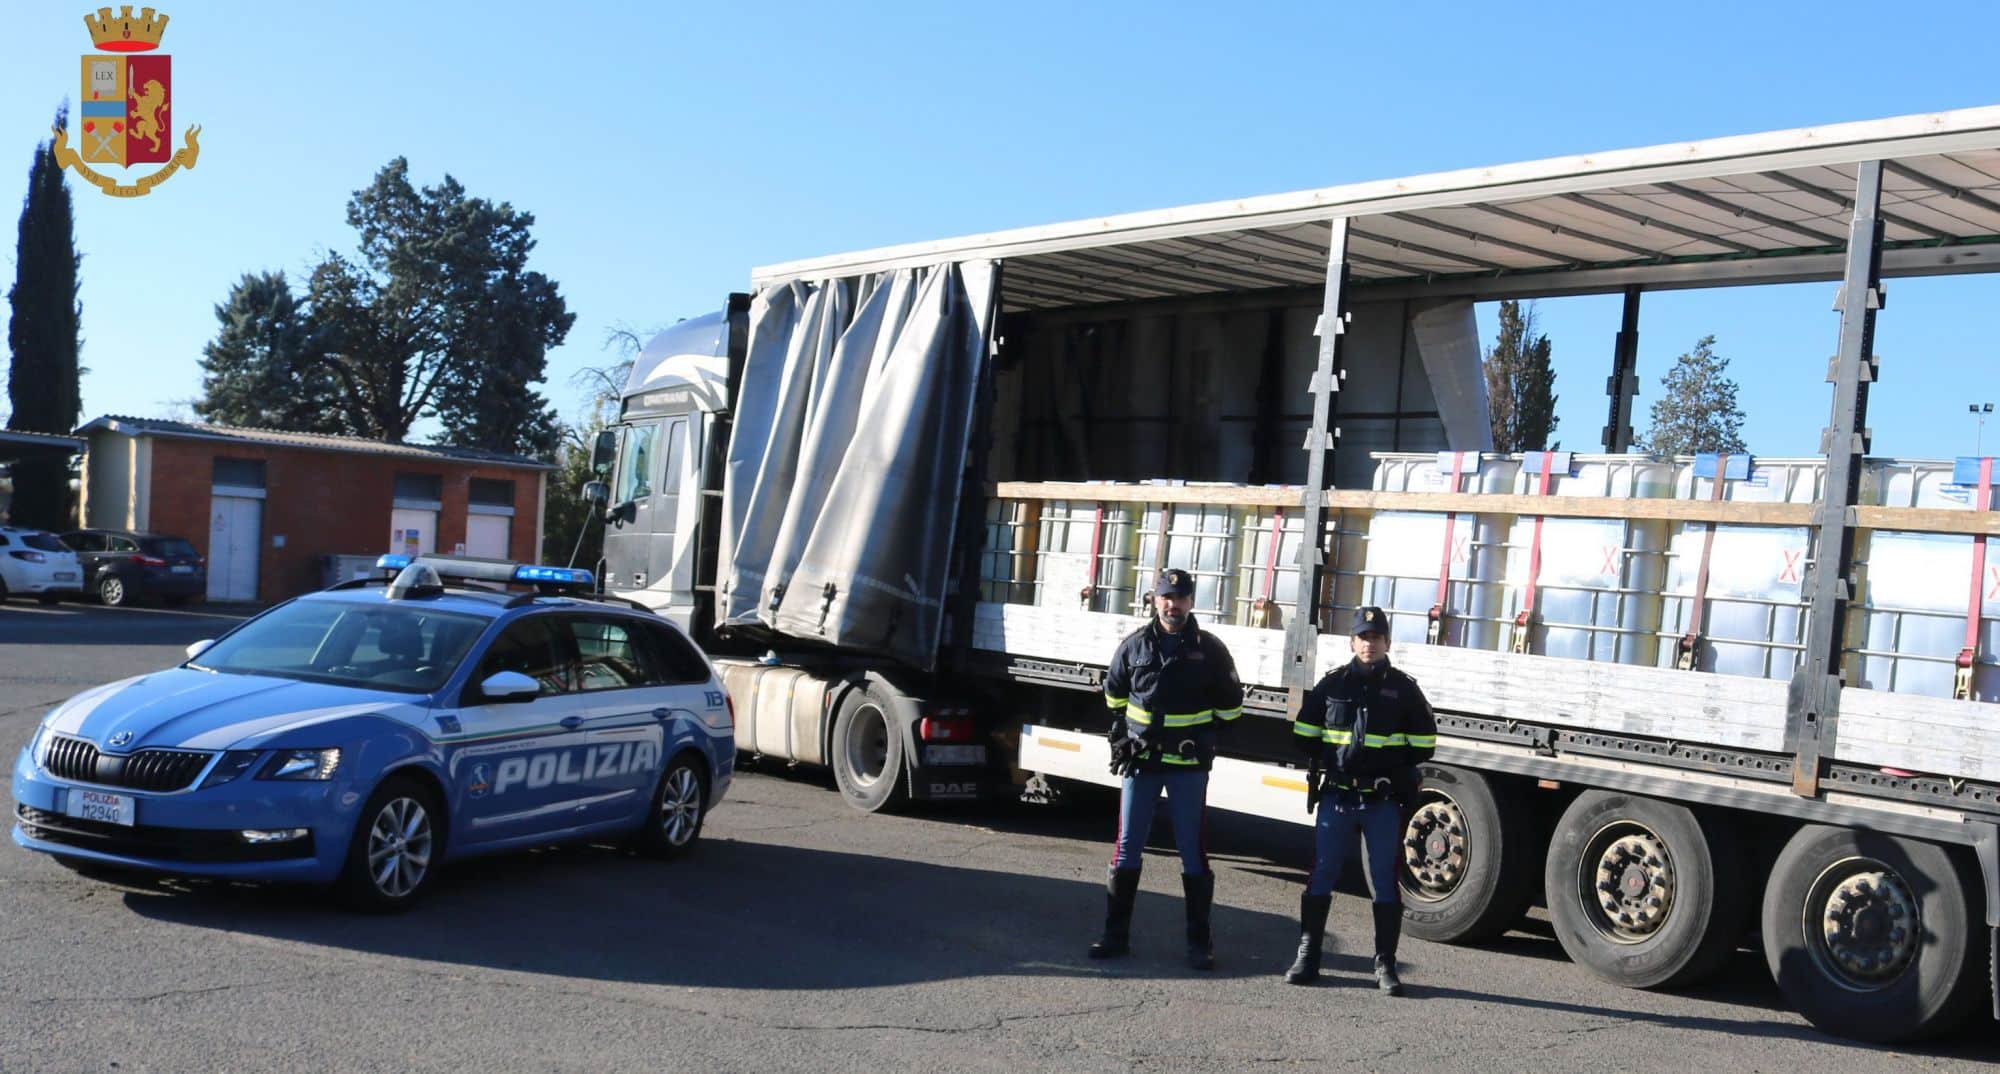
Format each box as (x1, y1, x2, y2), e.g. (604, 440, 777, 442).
(718, 261, 998, 668)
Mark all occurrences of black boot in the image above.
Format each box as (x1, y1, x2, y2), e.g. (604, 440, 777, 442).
(1182, 871, 1215, 971)
(1089, 867, 1141, 959)
(1285, 892, 1333, 985)
(1372, 901, 1405, 996)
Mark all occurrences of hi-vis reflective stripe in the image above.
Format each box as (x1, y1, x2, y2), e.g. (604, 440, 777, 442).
(1215, 707, 1243, 721)
(1122, 704, 1214, 728)
(1315, 729, 1422, 747)
(1293, 720, 1320, 738)
(1159, 753, 1203, 766)
(1106, 696, 1128, 710)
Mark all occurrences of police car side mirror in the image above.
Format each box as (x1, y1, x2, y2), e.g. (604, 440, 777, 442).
(185, 639, 215, 661)
(478, 671, 540, 703)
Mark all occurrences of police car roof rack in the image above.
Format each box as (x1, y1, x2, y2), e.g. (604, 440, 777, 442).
(501, 589, 654, 614)
(374, 554, 598, 600)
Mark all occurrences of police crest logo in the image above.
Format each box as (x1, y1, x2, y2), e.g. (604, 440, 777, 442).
(50, 6, 205, 198)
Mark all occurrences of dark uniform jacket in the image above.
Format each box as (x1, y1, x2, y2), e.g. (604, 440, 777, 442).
(1293, 658, 1437, 796)
(1104, 614, 1244, 772)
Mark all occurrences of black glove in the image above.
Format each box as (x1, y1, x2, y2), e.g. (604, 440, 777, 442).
(1107, 721, 1139, 777)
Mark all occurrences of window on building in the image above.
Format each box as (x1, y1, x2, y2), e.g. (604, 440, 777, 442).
(393, 472, 444, 505)
(468, 478, 515, 507)
(212, 457, 266, 489)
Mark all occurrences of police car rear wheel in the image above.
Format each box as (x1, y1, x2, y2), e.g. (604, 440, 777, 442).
(637, 755, 708, 859)
(337, 776, 441, 911)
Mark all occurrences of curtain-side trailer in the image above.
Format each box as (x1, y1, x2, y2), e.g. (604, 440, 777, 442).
(592, 106, 2000, 1043)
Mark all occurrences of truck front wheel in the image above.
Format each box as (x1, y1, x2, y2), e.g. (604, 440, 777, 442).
(1544, 790, 1747, 989)
(1761, 825, 1983, 1042)
(831, 683, 910, 814)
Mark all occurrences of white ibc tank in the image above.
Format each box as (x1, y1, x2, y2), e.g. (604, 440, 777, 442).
(1501, 453, 1674, 663)
(1659, 456, 1821, 680)
(1363, 452, 1518, 650)
(1033, 498, 1139, 614)
(1851, 458, 1998, 699)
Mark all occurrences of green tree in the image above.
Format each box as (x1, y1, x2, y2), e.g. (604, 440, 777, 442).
(5, 106, 84, 529)
(1483, 299, 1559, 452)
(194, 270, 345, 432)
(289, 158, 571, 453)
(1643, 335, 1748, 456)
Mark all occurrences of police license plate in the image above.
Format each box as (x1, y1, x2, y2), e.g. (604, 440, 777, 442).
(65, 789, 135, 827)
(55, 571, 77, 581)
(922, 745, 987, 766)
(170, 565, 193, 574)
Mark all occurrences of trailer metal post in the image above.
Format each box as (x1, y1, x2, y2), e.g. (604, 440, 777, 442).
(946, 262, 1006, 660)
(1285, 219, 1349, 715)
(1602, 286, 1641, 452)
(1787, 160, 1884, 798)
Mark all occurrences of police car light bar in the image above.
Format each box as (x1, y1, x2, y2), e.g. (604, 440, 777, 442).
(373, 554, 594, 590)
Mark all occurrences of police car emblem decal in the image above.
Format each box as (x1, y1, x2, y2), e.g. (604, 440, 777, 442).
(467, 762, 492, 798)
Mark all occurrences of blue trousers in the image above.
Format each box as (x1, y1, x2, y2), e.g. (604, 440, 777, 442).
(1305, 797, 1403, 903)
(1112, 769, 1209, 874)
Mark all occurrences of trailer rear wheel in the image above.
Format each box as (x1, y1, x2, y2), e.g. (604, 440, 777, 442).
(1761, 825, 1982, 1042)
(1545, 791, 1747, 989)
(1400, 764, 1536, 943)
(831, 683, 910, 814)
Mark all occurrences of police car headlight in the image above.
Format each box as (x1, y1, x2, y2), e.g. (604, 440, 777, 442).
(200, 750, 264, 789)
(259, 748, 342, 781)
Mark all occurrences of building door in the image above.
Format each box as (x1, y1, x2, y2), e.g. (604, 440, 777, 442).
(389, 508, 438, 557)
(207, 495, 262, 601)
(466, 514, 510, 559)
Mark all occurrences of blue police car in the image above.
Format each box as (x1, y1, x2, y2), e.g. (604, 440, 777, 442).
(11, 556, 735, 909)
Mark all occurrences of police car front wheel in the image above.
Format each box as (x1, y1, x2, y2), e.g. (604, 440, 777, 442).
(337, 774, 443, 912)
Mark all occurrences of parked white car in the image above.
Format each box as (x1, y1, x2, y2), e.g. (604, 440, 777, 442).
(0, 526, 84, 603)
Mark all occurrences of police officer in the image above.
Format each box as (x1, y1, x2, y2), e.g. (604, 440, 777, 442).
(1284, 605, 1436, 995)
(1088, 567, 1245, 970)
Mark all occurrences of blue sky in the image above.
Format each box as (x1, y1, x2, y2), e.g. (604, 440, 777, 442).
(2, 1, 1997, 458)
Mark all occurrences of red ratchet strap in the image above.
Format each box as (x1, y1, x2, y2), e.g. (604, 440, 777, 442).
(1957, 457, 1993, 700)
(1511, 456, 1556, 654)
(1427, 452, 1468, 646)
(1080, 503, 1105, 609)
(1252, 507, 1285, 628)
(1676, 453, 1730, 671)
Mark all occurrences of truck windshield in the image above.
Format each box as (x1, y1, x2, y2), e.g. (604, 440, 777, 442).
(615, 424, 658, 503)
(189, 600, 489, 693)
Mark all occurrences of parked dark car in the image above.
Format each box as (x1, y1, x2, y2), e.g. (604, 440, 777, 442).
(59, 529, 206, 607)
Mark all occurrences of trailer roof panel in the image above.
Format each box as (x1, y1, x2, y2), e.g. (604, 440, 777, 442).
(752, 108, 2000, 309)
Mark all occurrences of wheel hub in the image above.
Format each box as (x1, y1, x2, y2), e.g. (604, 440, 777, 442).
(1818, 867, 1917, 986)
(1403, 799, 1467, 899)
(1592, 832, 1673, 940)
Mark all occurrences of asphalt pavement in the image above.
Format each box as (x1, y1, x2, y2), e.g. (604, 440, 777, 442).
(2, 602, 1996, 1073)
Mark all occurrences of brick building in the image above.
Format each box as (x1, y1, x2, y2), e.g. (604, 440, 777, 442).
(77, 416, 554, 602)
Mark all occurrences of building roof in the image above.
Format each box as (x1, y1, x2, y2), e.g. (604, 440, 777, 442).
(751, 105, 2000, 309)
(0, 428, 86, 453)
(78, 415, 556, 471)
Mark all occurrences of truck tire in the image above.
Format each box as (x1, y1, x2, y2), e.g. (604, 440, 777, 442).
(1760, 825, 1983, 1042)
(1544, 790, 1747, 990)
(1401, 764, 1537, 943)
(831, 682, 910, 814)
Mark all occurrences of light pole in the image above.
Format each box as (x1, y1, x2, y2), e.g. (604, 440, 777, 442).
(1974, 402, 1995, 457)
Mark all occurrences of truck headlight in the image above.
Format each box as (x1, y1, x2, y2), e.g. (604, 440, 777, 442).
(259, 748, 342, 780)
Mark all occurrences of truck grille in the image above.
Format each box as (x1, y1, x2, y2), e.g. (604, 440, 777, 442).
(43, 735, 211, 792)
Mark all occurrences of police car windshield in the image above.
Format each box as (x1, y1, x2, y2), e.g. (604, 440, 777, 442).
(189, 600, 489, 693)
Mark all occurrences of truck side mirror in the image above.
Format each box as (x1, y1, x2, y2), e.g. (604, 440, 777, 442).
(582, 480, 609, 505)
(591, 429, 618, 474)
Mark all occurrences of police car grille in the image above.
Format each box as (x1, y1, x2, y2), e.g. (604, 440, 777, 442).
(45, 737, 210, 792)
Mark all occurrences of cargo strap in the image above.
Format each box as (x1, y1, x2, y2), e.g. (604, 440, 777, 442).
(1676, 453, 1731, 671)
(1427, 452, 1468, 646)
(1253, 507, 1285, 627)
(1511, 456, 1557, 654)
(1957, 457, 1993, 700)
(1080, 503, 1106, 608)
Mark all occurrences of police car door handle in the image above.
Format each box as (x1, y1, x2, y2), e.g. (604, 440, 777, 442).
(559, 716, 585, 731)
